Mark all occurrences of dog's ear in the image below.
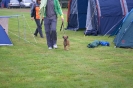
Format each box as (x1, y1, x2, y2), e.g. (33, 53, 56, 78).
(67, 36, 68, 39)
(62, 36, 64, 39)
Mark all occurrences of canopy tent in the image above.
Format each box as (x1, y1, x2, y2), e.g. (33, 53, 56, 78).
(86, 0, 133, 35)
(114, 9, 133, 48)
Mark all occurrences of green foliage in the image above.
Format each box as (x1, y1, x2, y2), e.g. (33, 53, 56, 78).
(0, 9, 133, 88)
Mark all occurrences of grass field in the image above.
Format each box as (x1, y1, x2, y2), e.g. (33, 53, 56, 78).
(0, 8, 133, 88)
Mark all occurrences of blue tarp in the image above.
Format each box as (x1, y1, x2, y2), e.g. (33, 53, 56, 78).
(0, 25, 13, 46)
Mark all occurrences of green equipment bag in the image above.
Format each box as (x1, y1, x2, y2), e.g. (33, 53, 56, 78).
(87, 40, 100, 48)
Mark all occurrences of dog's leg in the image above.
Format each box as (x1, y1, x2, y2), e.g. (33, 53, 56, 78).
(67, 40, 70, 50)
(64, 46, 67, 50)
(63, 42, 66, 50)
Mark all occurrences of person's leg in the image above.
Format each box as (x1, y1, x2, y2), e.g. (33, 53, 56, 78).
(34, 28, 38, 36)
(35, 19, 44, 38)
(44, 18, 52, 48)
(51, 18, 57, 48)
(34, 19, 38, 36)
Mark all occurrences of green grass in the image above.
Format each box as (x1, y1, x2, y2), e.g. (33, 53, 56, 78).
(0, 8, 133, 88)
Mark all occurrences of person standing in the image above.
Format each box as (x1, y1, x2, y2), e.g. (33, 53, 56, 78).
(31, 0, 44, 38)
(40, 0, 64, 49)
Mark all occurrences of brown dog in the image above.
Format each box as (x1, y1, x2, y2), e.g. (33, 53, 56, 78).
(63, 35, 70, 50)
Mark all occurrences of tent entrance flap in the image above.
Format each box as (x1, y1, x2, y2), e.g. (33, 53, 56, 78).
(67, 0, 88, 31)
(67, 14, 78, 30)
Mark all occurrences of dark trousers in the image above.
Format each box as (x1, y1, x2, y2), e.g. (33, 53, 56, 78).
(44, 17, 57, 47)
(34, 19, 43, 37)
